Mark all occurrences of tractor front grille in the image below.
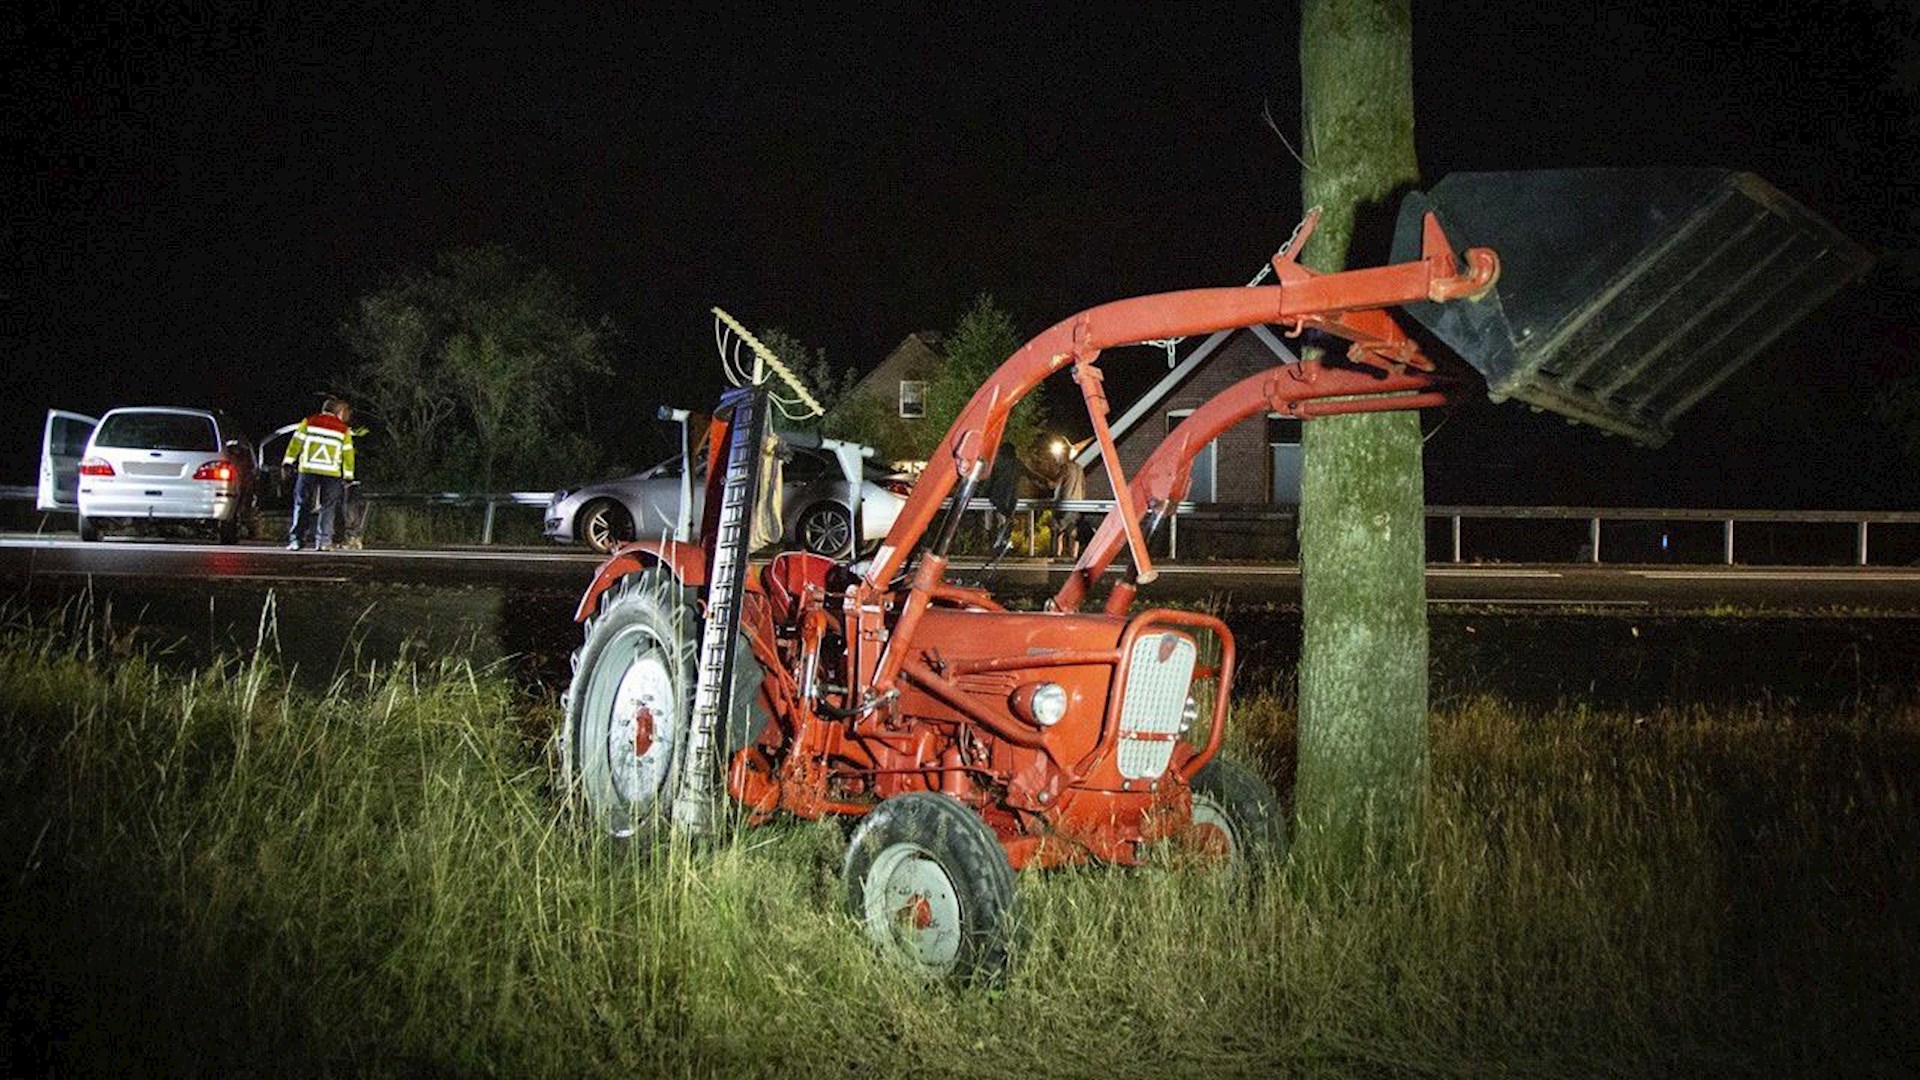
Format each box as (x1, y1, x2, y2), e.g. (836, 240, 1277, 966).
(1115, 631, 1196, 781)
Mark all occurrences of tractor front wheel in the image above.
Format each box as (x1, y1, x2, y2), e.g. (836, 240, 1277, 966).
(843, 792, 1020, 984)
(1188, 756, 1288, 871)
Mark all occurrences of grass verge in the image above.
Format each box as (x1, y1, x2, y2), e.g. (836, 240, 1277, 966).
(1, 623, 1916, 1077)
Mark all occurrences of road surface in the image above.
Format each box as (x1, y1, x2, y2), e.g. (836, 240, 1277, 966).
(4, 536, 1920, 611)
(4, 536, 1916, 711)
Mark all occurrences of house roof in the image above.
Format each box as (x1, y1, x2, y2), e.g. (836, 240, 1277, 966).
(844, 332, 943, 403)
(1074, 324, 1299, 467)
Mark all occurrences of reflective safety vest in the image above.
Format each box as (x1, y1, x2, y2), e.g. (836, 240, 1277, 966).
(284, 413, 356, 479)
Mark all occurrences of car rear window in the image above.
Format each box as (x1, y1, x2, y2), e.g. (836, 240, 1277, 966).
(94, 412, 219, 452)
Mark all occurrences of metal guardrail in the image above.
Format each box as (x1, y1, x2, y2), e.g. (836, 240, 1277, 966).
(960, 499, 1920, 567)
(6, 483, 1915, 563)
(1426, 505, 1920, 567)
(356, 491, 553, 545)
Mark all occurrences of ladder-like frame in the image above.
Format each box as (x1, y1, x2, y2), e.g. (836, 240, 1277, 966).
(671, 386, 765, 834)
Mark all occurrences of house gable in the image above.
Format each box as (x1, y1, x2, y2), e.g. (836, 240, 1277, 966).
(1083, 327, 1299, 503)
(839, 332, 944, 421)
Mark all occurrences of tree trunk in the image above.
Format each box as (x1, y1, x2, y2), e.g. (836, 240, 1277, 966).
(1293, 0, 1427, 879)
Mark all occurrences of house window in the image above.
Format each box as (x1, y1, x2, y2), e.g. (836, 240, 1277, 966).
(1166, 410, 1216, 502)
(1268, 415, 1302, 505)
(898, 380, 927, 418)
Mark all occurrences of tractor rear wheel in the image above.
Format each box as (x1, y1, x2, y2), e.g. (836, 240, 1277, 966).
(843, 792, 1021, 984)
(562, 568, 765, 841)
(1188, 756, 1288, 871)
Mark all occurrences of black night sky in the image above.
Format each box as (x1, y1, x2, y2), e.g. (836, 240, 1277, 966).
(6, 2, 1917, 504)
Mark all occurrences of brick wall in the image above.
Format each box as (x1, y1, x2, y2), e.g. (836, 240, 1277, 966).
(1087, 330, 1290, 503)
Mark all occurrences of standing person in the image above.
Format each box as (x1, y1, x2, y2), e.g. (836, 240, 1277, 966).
(336, 406, 372, 549)
(283, 397, 356, 550)
(1050, 438, 1087, 559)
(981, 440, 1025, 557)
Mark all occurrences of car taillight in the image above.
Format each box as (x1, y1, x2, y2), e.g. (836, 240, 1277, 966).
(193, 460, 234, 482)
(884, 479, 913, 497)
(78, 458, 114, 477)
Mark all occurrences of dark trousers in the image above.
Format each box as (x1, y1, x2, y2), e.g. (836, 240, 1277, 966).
(289, 472, 345, 547)
(338, 482, 368, 545)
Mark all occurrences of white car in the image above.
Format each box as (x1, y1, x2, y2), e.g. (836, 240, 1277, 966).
(39, 407, 258, 543)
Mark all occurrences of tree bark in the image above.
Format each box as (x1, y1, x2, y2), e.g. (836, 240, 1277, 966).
(1293, 0, 1428, 879)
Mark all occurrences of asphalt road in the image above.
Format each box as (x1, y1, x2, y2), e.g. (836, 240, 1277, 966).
(4, 536, 1920, 611)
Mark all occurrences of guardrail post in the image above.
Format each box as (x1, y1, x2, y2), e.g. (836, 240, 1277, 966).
(1451, 514, 1462, 563)
(1590, 517, 1602, 564)
(1723, 519, 1735, 565)
(1858, 520, 1870, 566)
(482, 499, 497, 546)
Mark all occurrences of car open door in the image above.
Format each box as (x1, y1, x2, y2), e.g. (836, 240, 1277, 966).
(255, 422, 302, 504)
(36, 409, 98, 511)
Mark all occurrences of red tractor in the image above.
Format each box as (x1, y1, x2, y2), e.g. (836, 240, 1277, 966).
(561, 170, 1865, 981)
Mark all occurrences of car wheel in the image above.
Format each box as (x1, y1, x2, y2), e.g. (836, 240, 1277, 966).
(578, 499, 635, 554)
(216, 515, 240, 545)
(77, 515, 100, 542)
(797, 502, 854, 558)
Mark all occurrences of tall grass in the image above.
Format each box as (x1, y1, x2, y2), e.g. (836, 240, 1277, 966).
(1, 620, 1915, 1077)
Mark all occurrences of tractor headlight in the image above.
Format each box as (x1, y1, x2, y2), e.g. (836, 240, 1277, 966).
(1180, 694, 1200, 734)
(1014, 681, 1070, 727)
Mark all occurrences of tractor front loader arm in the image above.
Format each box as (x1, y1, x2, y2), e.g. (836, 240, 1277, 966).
(858, 212, 1496, 691)
(1051, 359, 1456, 614)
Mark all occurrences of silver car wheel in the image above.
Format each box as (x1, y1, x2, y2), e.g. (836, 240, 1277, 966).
(800, 503, 853, 557)
(580, 500, 633, 553)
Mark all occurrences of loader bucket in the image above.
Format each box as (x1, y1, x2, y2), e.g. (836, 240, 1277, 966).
(1390, 170, 1870, 446)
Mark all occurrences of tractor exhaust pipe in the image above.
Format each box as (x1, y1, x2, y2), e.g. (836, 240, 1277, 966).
(931, 459, 985, 561)
(873, 458, 985, 689)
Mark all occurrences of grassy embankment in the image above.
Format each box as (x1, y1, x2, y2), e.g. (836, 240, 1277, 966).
(1, 613, 1915, 1077)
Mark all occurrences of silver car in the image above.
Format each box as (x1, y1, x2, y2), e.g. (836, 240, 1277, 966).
(39, 406, 257, 543)
(545, 445, 908, 555)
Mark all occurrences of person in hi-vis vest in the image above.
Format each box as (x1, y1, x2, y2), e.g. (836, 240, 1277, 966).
(283, 397, 356, 550)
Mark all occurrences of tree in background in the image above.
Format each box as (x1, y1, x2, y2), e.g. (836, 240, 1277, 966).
(928, 294, 1047, 461)
(1291, 0, 1429, 879)
(339, 247, 615, 490)
(823, 380, 916, 464)
(756, 327, 859, 435)
(818, 295, 1043, 465)
(337, 290, 452, 485)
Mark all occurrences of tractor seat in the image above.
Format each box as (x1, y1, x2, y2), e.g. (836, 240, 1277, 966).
(763, 550, 838, 628)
